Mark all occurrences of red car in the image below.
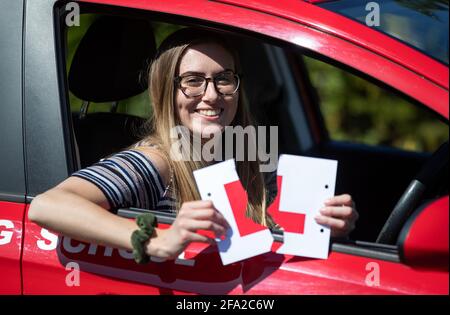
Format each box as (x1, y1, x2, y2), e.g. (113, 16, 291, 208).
(0, 0, 448, 295)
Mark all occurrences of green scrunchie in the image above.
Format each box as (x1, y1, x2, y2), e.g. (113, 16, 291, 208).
(131, 213, 158, 264)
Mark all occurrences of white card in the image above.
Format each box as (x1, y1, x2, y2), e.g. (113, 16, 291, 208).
(275, 154, 337, 259)
(193, 159, 273, 265)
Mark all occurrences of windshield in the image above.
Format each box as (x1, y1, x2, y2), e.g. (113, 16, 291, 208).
(319, 0, 449, 65)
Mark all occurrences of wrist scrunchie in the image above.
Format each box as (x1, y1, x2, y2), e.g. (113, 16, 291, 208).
(131, 213, 158, 264)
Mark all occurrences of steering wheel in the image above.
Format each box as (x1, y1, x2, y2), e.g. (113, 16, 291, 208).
(376, 141, 449, 244)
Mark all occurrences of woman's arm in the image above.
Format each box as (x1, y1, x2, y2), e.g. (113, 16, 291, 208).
(28, 179, 140, 251)
(28, 148, 228, 259)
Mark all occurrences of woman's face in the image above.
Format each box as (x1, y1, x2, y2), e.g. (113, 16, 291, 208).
(175, 42, 239, 138)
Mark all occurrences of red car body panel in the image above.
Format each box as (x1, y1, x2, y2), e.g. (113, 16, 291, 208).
(0, 201, 25, 294)
(80, 0, 449, 118)
(401, 196, 449, 268)
(21, 204, 448, 295)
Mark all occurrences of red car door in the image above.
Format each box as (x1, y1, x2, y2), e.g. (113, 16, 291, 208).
(19, 0, 448, 295)
(22, 204, 449, 294)
(0, 202, 24, 294)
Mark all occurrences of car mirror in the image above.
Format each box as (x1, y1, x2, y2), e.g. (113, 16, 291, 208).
(397, 196, 449, 270)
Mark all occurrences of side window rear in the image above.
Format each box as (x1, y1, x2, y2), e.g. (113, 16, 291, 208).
(302, 55, 448, 153)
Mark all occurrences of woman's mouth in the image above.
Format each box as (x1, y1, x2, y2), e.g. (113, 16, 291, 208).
(194, 108, 223, 119)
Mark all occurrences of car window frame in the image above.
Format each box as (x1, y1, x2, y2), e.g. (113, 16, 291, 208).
(51, 1, 449, 263)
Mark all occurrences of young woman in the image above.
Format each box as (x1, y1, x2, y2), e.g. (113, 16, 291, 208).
(28, 28, 358, 262)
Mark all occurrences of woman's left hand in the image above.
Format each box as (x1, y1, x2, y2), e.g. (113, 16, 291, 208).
(314, 194, 359, 238)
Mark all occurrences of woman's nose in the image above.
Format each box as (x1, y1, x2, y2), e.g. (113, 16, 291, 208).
(202, 80, 219, 102)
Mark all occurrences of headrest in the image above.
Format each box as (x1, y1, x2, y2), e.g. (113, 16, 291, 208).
(68, 15, 156, 102)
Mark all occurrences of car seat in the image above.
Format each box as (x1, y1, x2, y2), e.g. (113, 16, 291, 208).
(68, 15, 156, 168)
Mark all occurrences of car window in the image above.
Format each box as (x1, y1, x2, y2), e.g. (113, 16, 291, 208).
(57, 2, 447, 246)
(319, 0, 449, 65)
(302, 54, 449, 153)
(66, 14, 182, 119)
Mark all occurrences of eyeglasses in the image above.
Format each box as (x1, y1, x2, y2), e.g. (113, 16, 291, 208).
(174, 70, 240, 98)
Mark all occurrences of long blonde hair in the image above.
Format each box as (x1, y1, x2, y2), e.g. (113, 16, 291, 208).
(142, 28, 274, 227)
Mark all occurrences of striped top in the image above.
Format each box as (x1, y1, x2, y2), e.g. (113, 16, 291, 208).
(71, 149, 177, 212)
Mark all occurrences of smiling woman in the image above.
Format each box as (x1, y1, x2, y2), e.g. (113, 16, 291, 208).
(158, 33, 240, 138)
(2, 0, 447, 296)
(140, 28, 270, 224)
(28, 26, 358, 265)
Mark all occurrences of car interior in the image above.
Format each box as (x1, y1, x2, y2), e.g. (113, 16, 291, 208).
(62, 8, 448, 257)
(68, 15, 154, 168)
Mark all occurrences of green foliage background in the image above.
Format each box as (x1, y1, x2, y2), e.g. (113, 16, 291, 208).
(304, 56, 448, 152)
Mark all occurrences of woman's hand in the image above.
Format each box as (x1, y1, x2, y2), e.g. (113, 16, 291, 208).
(314, 194, 359, 238)
(146, 200, 229, 259)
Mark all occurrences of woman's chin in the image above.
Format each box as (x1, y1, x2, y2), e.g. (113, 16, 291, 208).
(193, 125, 224, 139)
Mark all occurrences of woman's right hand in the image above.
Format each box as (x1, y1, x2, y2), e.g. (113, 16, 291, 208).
(146, 200, 229, 260)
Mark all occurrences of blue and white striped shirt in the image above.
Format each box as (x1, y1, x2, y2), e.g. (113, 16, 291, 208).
(72, 150, 176, 212)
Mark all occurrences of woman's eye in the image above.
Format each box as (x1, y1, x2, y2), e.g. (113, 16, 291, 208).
(183, 77, 204, 86)
(216, 77, 233, 85)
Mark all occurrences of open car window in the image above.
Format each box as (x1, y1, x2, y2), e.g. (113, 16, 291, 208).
(57, 3, 448, 261)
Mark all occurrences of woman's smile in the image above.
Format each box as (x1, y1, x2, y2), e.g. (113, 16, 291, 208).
(193, 108, 224, 120)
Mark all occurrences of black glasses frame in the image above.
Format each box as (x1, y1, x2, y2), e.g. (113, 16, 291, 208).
(174, 71, 240, 98)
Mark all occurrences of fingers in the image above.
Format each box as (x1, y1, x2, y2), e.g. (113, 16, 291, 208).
(185, 209, 230, 229)
(180, 219, 228, 238)
(315, 215, 346, 229)
(319, 206, 354, 219)
(314, 215, 354, 234)
(174, 201, 230, 242)
(180, 230, 216, 246)
(315, 211, 356, 237)
(319, 194, 358, 237)
(179, 201, 230, 229)
(324, 194, 353, 207)
(182, 200, 216, 209)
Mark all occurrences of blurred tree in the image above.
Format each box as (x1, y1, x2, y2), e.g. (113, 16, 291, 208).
(395, 0, 449, 20)
(303, 55, 448, 152)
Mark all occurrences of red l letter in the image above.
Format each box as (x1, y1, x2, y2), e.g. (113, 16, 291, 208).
(224, 180, 267, 237)
(267, 176, 306, 234)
